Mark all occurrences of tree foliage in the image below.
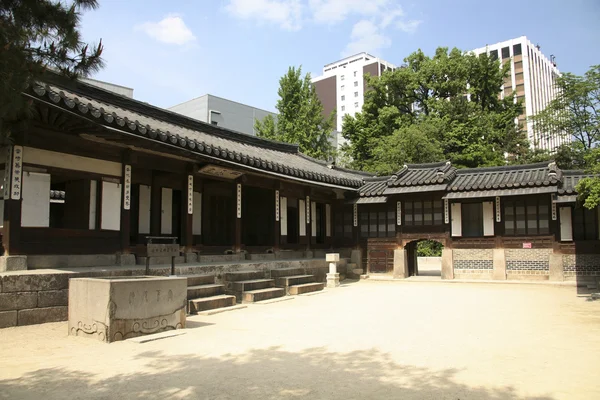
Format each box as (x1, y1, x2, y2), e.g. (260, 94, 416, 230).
(0, 0, 103, 142)
(255, 66, 335, 160)
(341, 47, 528, 173)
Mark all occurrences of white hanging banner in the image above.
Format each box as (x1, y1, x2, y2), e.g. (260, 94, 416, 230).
(306, 195, 310, 223)
(495, 196, 501, 222)
(275, 190, 280, 221)
(444, 199, 449, 224)
(123, 164, 132, 210)
(11, 145, 23, 200)
(396, 201, 402, 225)
(187, 175, 194, 214)
(236, 183, 242, 218)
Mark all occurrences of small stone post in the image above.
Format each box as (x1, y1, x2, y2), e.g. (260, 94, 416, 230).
(326, 253, 340, 288)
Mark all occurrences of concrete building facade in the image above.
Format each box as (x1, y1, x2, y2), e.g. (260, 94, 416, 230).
(471, 36, 567, 152)
(168, 94, 277, 137)
(79, 77, 134, 98)
(312, 53, 396, 153)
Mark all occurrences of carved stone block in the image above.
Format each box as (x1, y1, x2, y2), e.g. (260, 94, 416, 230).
(68, 276, 187, 343)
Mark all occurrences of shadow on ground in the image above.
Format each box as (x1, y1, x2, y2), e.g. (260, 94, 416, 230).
(0, 346, 554, 399)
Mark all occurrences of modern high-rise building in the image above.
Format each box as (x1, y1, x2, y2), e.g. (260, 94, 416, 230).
(312, 53, 396, 153)
(471, 36, 567, 152)
(169, 94, 277, 137)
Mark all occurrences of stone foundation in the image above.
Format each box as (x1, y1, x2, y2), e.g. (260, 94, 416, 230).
(453, 249, 493, 278)
(0, 258, 329, 328)
(563, 254, 600, 277)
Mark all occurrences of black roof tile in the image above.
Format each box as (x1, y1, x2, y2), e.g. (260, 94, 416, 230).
(27, 77, 370, 189)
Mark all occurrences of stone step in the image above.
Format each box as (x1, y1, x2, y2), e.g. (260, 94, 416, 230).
(188, 294, 236, 314)
(270, 267, 305, 278)
(347, 263, 357, 269)
(183, 275, 215, 287)
(187, 284, 225, 299)
(224, 270, 265, 282)
(289, 282, 325, 295)
(242, 287, 285, 303)
(136, 256, 185, 266)
(231, 279, 274, 292)
(274, 275, 315, 288)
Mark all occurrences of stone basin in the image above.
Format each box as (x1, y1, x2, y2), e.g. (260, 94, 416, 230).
(68, 276, 187, 343)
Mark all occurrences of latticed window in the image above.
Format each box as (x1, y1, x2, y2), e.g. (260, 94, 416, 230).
(334, 205, 353, 239)
(404, 199, 443, 226)
(504, 198, 550, 235)
(359, 204, 395, 238)
(573, 206, 597, 240)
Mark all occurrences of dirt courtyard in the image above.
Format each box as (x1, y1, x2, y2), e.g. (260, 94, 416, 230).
(1, 280, 599, 400)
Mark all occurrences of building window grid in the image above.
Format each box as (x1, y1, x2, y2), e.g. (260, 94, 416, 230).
(354, 81, 358, 87)
(354, 91, 358, 97)
(334, 206, 354, 239)
(504, 198, 550, 236)
(341, 105, 345, 111)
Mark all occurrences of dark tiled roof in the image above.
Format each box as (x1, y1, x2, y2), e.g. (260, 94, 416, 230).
(358, 178, 389, 197)
(448, 162, 560, 192)
(27, 78, 369, 189)
(559, 170, 592, 194)
(389, 161, 455, 187)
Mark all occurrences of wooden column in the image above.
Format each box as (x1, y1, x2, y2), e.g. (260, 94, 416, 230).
(3, 145, 23, 255)
(182, 170, 194, 250)
(119, 152, 132, 253)
(234, 179, 242, 252)
(274, 184, 281, 251)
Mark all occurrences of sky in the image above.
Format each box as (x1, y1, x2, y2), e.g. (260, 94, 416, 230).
(79, 0, 600, 113)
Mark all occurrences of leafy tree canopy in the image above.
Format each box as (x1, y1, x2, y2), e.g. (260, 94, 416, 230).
(255, 66, 335, 161)
(0, 0, 104, 142)
(341, 47, 528, 173)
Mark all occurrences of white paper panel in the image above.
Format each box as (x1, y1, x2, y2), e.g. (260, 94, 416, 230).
(101, 181, 121, 231)
(559, 207, 572, 241)
(21, 172, 50, 227)
(161, 187, 173, 235)
(138, 184, 151, 234)
(483, 201, 495, 236)
(325, 204, 331, 237)
(280, 196, 288, 236)
(193, 192, 202, 235)
(451, 202, 462, 237)
(89, 180, 97, 230)
(299, 199, 306, 236)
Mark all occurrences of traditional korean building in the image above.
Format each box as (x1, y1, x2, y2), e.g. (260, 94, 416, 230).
(0, 74, 598, 284)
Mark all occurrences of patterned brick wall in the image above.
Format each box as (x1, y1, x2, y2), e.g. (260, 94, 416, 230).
(453, 249, 493, 270)
(563, 254, 600, 276)
(505, 249, 550, 273)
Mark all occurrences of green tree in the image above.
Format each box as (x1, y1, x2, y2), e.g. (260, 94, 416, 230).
(0, 0, 104, 143)
(341, 47, 528, 173)
(255, 66, 335, 160)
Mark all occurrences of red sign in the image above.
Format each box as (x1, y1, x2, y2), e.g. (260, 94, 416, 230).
(522, 243, 532, 249)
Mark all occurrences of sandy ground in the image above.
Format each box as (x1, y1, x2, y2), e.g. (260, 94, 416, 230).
(1, 280, 599, 400)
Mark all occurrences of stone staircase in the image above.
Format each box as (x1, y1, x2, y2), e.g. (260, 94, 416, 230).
(185, 275, 237, 314)
(271, 267, 324, 295)
(224, 271, 285, 303)
(343, 258, 364, 279)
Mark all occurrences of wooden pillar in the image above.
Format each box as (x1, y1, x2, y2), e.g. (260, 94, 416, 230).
(182, 170, 194, 250)
(234, 179, 242, 252)
(274, 185, 281, 251)
(3, 145, 23, 255)
(119, 153, 132, 253)
(150, 171, 161, 236)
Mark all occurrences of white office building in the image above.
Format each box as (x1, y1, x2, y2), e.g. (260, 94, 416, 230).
(312, 53, 396, 153)
(471, 36, 568, 152)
